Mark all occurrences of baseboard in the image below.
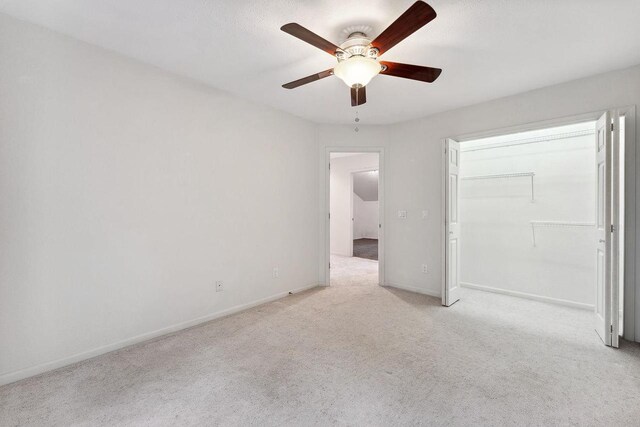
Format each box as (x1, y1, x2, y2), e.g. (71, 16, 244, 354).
(0, 283, 320, 387)
(460, 282, 594, 310)
(384, 283, 441, 298)
(330, 252, 350, 257)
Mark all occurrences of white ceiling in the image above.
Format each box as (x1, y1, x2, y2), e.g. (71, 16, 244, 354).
(1, 0, 639, 125)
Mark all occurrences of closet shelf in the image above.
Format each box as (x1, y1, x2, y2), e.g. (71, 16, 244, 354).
(461, 172, 536, 202)
(530, 221, 595, 246)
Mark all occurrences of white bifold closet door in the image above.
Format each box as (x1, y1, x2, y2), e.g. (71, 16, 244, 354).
(443, 138, 461, 307)
(595, 111, 620, 348)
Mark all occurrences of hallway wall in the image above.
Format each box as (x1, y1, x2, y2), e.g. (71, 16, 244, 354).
(353, 195, 379, 240)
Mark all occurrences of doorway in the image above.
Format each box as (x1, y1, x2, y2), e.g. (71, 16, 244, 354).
(352, 169, 379, 261)
(327, 151, 382, 286)
(442, 110, 632, 347)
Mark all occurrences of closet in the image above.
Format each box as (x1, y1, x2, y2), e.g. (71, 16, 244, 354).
(458, 121, 598, 308)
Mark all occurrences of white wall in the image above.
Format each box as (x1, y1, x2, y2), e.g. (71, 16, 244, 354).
(318, 64, 640, 341)
(3, 13, 640, 386)
(460, 122, 597, 307)
(0, 14, 319, 385)
(329, 153, 379, 256)
(353, 194, 378, 240)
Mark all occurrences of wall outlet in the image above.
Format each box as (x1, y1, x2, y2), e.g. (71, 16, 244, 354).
(272, 267, 279, 278)
(398, 210, 407, 219)
(421, 264, 428, 274)
(215, 280, 224, 292)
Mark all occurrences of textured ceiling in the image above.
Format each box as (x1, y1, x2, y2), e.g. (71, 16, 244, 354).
(1, 0, 639, 124)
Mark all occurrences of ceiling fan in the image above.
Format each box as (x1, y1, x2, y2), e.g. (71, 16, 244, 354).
(281, 1, 442, 107)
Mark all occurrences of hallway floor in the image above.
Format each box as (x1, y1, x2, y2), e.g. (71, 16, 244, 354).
(352, 238, 378, 261)
(2, 273, 640, 425)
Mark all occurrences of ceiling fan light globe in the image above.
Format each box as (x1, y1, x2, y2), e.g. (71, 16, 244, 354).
(333, 56, 382, 88)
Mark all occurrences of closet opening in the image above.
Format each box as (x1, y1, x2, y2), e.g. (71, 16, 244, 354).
(444, 114, 627, 346)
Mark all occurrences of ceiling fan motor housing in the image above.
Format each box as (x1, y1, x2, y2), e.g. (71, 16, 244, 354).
(336, 31, 379, 61)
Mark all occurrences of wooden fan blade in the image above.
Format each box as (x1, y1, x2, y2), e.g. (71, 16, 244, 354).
(380, 61, 442, 83)
(282, 69, 334, 89)
(371, 1, 437, 56)
(281, 23, 341, 56)
(350, 86, 367, 106)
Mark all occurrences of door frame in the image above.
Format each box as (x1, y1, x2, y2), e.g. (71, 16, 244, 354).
(442, 106, 637, 343)
(350, 167, 380, 257)
(323, 147, 385, 286)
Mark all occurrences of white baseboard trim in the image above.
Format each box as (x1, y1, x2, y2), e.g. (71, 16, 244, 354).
(0, 283, 320, 387)
(460, 282, 594, 311)
(384, 283, 441, 298)
(330, 252, 351, 257)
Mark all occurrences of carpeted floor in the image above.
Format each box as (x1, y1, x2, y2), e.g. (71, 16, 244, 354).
(2, 269, 640, 425)
(353, 238, 378, 260)
(330, 254, 378, 286)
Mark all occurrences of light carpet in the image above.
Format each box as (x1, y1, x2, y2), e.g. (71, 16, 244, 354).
(330, 254, 378, 287)
(1, 260, 640, 425)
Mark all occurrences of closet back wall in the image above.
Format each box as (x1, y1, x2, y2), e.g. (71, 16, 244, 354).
(459, 122, 597, 307)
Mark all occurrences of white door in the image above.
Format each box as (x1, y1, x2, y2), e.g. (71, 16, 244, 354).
(610, 112, 620, 348)
(443, 138, 461, 306)
(594, 111, 619, 347)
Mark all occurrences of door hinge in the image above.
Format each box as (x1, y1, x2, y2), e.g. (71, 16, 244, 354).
(611, 224, 615, 233)
(329, 163, 331, 170)
(328, 213, 331, 220)
(611, 123, 615, 132)
(611, 325, 614, 333)
(329, 262, 331, 269)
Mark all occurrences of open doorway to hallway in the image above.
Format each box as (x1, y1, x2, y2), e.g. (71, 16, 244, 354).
(329, 152, 380, 286)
